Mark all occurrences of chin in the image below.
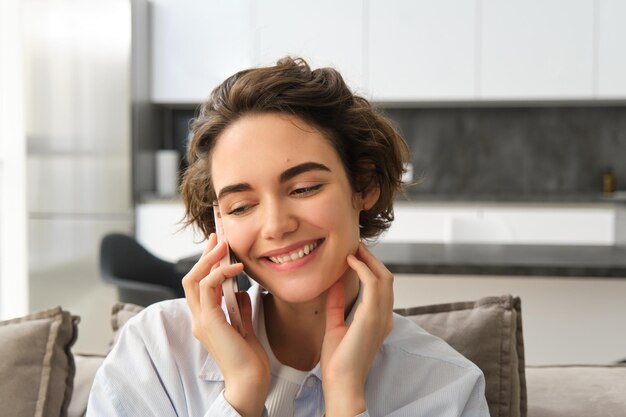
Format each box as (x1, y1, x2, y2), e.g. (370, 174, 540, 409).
(266, 281, 329, 304)
(249, 271, 330, 304)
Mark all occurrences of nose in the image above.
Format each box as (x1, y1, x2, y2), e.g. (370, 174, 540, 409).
(260, 199, 298, 240)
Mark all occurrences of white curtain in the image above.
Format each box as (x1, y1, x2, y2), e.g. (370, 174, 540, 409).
(0, 0, 28, 319)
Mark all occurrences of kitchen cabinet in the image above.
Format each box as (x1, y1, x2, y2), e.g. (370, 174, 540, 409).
(136, 201, 204, 262)
(480, 0, 594, 100)
(596, 0, 626, 97)
(150, 0, 255, 103)
(150, 0, 626, 103)
(151, 0, 362, 103)
(255, 0, 364, 93)
(382, 202, 616, 245)
(368, 0, 477, 102)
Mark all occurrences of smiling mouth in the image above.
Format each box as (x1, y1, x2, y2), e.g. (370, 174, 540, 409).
(266, 240, 321, 264)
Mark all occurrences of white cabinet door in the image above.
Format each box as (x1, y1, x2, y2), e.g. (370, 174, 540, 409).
(382, 202, 616, 245)
(136, 202, 205, 262)
(480, 206, 615, 245)
(255, 0, 364, 93)
(596, 0, 626, 97)
(368, 0, 477, 102)
(480, 0, 594, 100)
(150, 0, 255, 103)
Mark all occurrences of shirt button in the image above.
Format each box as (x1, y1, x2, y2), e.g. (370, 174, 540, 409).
(306, 377, 316, 387)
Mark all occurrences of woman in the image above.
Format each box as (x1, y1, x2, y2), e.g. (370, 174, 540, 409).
(87, 58, 488, 417)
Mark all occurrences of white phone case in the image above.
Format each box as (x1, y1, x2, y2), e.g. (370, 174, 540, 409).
(213, 208, 246, 337)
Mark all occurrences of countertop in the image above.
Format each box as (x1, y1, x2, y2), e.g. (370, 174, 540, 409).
(399, 191, 626, 204)
(369, 243, 626, 278)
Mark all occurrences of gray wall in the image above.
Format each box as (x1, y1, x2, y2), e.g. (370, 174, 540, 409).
(385, 106, 626, 200)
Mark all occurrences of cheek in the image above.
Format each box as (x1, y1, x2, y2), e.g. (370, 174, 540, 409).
(309, 195, 361, 241)
(223, 218, 256, 260)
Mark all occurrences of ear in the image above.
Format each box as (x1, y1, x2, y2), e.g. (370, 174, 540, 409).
(360, 182, 381, 211)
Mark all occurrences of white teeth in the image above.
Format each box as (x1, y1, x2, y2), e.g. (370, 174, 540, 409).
(268, 241, 319, 264)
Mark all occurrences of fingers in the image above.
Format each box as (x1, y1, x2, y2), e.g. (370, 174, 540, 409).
(348, 244, 394, 307)
(355, 244, 394, 285)
(182, 233, 236, 317)
(198, 263, 244, 312)
(184, 234, 223, 284)
(346, 243, 394, 339)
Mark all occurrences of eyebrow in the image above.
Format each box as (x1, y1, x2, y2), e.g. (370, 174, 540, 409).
(279, 161, 331, 182)
(216, 161, 331, 201)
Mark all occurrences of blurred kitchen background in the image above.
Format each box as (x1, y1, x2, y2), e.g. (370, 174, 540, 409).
(1, 0, 625, 365)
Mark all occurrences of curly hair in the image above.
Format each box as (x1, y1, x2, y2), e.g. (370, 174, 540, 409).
(180, 57, 410, 241)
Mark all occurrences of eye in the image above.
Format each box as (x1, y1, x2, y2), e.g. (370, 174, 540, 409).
(291, 184, 324, 196)
(227, 203, 254, 216)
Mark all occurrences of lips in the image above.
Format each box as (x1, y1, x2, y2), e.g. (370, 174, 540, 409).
(267, 240, 320, 264)
(260, 238, 324, 265)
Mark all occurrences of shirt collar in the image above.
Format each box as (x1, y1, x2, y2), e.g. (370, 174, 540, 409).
(199, 281, 364, 382)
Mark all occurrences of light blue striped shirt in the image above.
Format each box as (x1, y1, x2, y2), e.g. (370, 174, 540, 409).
(87, 284, 489, 416)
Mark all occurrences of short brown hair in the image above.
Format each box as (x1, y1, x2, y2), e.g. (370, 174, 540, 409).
(181, 57, 409, 240)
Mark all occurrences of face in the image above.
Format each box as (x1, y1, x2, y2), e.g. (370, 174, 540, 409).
(210, 113, 370, 304)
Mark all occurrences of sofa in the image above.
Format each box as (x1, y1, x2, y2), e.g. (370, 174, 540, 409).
(1, 296, 625, 417)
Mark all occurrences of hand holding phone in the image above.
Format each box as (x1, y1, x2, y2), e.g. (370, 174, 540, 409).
(213, 207, 246, 337)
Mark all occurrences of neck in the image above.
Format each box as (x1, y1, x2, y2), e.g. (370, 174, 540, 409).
(263, 272, 360, 371)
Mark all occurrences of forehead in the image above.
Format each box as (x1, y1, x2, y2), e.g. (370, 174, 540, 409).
(210, 113, 345, 187)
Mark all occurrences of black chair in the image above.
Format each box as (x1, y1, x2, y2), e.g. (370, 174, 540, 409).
(100, 233, 186, 307)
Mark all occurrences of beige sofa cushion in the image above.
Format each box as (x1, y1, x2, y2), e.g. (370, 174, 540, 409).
(395, 295, 526, 417)
(0, 307, 79, 417)
(526, 365, 626, 417)
(68, 354, 106, 417)
(109, 302, 145, 348)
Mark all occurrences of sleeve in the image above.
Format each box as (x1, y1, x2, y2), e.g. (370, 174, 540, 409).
(86, 311, 264, 417)
(86, 322, 180, 417)
(458, 371, 490, 417)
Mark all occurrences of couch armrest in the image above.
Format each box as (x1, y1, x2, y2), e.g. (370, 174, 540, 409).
(68, 354, 106, 417)
(527, 364, 626, 417)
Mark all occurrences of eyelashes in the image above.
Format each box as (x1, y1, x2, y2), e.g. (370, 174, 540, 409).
(225, 183, 326, 216)
(291, 184, 323, 196)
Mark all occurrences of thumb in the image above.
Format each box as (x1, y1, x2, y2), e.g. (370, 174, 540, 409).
(325, 280, 346, 333)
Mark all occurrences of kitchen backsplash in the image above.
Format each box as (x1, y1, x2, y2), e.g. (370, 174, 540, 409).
(169, 106, 626, 200)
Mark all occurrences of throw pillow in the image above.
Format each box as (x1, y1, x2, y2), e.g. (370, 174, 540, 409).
(395, 295, 526, 417)
(109, 302, 144, 348)
(0, 307, 79, 417)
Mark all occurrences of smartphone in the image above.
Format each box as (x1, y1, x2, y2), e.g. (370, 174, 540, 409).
(213, 207, 246, 337)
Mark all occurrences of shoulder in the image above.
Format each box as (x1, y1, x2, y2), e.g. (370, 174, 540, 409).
(364, 314, 487, 415)
(109, 298, 203, 365)
(119, 299, 192, 341)
(384, 312, 481, 370)
(124, 298, 192, 331)
(369, 313, 484, 386)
